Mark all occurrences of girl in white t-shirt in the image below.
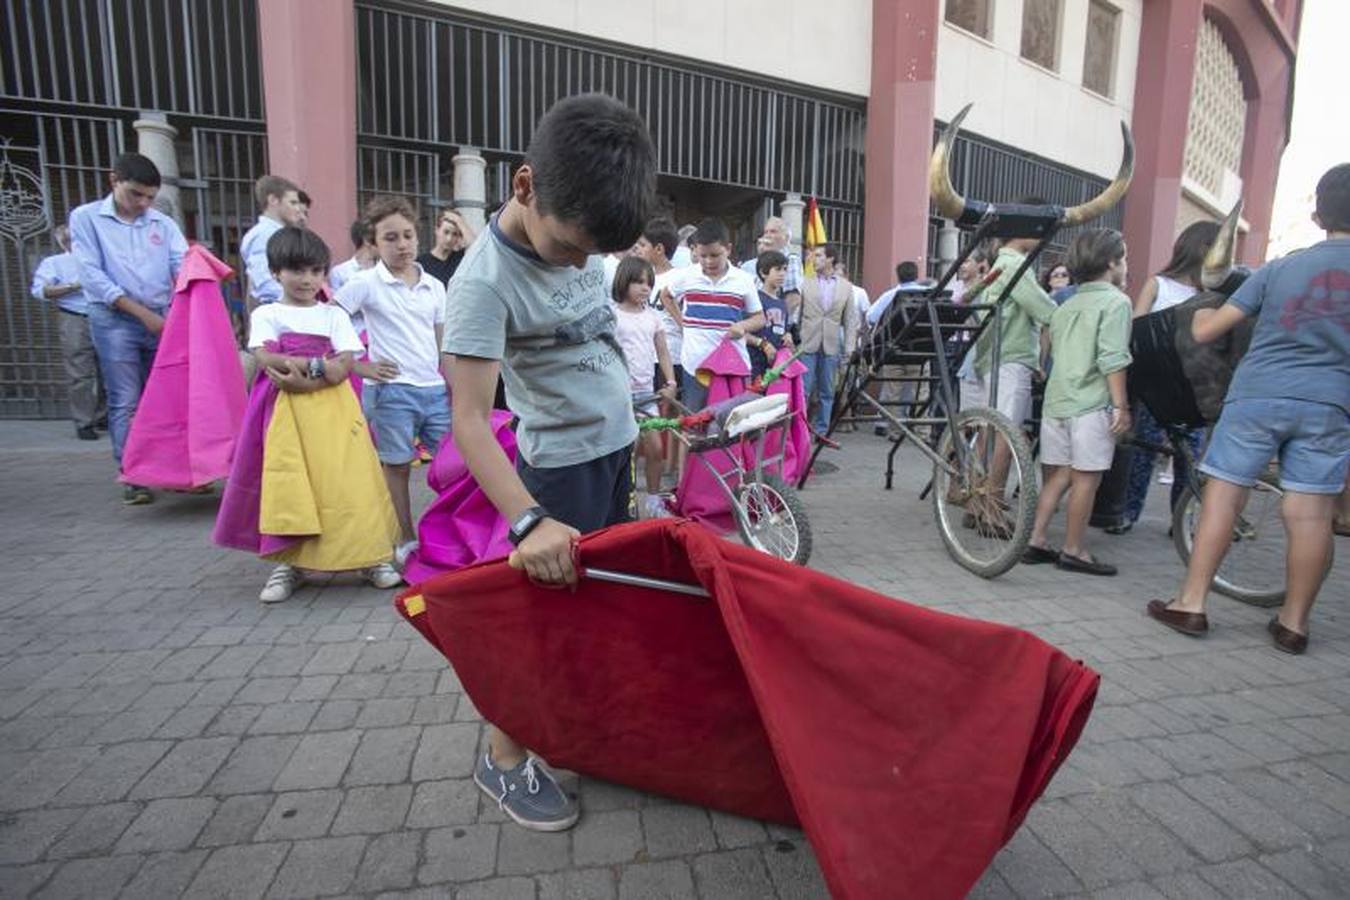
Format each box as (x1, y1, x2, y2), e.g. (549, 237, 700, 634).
(612, 256, 676, 516)
(213, 227, 401, 603)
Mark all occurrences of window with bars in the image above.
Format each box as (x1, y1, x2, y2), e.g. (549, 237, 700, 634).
(944, 0, 993, 40)
(1083, 1, 1121, 98)
(1020, 0, 1062, 71)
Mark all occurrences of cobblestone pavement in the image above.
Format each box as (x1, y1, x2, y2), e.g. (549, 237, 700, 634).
(1, 420, 1348, 899)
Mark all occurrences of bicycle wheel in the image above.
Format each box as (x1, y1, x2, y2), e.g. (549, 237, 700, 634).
(932, 407, 1036, 578)
(1172, 478, 1287, 606)
(736, 473, 812, 565)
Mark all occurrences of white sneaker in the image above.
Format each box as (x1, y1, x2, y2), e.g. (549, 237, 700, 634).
(643, 494, 671, 519)
(365, 562, 403, 589)
(394, 540, 419, 569)
(259, 564, 300, 604)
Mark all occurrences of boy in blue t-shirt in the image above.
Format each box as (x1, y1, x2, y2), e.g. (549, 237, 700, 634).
(748, 249, 795, 377)
(1147, 163, 1350, 654)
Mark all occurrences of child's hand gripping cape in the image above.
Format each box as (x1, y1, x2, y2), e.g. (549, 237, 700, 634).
(395, 519, 1098, 899)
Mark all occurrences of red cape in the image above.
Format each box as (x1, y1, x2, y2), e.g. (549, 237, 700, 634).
(396, 520, 1097, 899)
(120, 245, 245, 488)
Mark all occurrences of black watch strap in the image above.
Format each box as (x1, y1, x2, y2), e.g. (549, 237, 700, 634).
(508, 506, 549, 546)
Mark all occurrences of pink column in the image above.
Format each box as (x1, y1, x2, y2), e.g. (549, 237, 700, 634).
(258, 0, 358, 258)
(1121, 0, 1204, 296)
(861, 0, 938, 296)
(1236, 57, 1292, 263)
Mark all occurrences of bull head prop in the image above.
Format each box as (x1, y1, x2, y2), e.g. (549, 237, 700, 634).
(1131, 200, 1254, 427)
(929, 104, 1135, 237)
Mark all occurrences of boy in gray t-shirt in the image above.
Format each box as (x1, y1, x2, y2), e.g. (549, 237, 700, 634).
(441, 94, 656, 833)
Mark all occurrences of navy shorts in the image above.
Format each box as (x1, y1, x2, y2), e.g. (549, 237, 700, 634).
(517, 444, 634, 533)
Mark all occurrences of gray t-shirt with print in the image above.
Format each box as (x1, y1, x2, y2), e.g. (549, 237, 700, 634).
(443, 217, 638, 468)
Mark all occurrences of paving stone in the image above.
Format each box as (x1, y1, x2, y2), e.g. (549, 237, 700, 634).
(1176, 772, 1313, 851)
(352, 831, 421, 893)
(119, 849, 209, 898)
(410, 723, 480, 781)
(45, 802, 140, 859)
(1194, 858, 1302, 898)
(410, 694, 458, 725)
(691, 848, 775, 900)
(1130, 782, 1255, 863)
(272, 731, 361, 791)
(268, 835, 365, 898)
(1063, 791, 1200, 876)
(344, 725, 420, 785)
(115, 797, 217, 853)
(0, 862, 58, 898)
(640, 804, 716, 858)
(1218, 768, 1350, 840)
(0, 807, 84, 864)
(154, 704, 221, 740)
(355, 697, 416, 729)
(207, 734, 301, 795)
(761, 840, 829, 900)
(991, 827, 1084, 898)
(247, 701, 320, 735)
(418, 825, 498, 884)
(206, 704, 263, 736)
(708, 810, 769, 849)
(405, 778, 479, 829)
(52, 741, 172, 805)
(572, 809, 642, 866)
(331, 784, 413, 835)
(1258, 847, 1350, 900)
(184, 842, 289, 900)
(31, 854, 142, 900)
(310, 700, 363, 732)
(536, 868, 617, 900)
(497, 825, 571, 875)
(86, 705, 176, 744)
(1025, 801, 1146, 888)
(288, 675, 339, 702)
(616, 860, 696, 900)
(456, 876, 537, 900)
(255, 790, 343, 841)
(301, 643, 364, 677)
(199, 794, 274, 847)
(129, 736, 236, 799)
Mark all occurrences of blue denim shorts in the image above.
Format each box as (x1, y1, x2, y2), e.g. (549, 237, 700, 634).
(361, 382, 450, 465)
(1200, 398, 1349, 494)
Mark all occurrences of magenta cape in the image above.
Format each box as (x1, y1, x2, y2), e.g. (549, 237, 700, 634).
(120, 245, 245, 489)
(211, 333, 333, 556)
(395, 519, 1099, 900)
(760, 346, 811, 484)
(673, 339, 750, 529)
(403, 410, 517, 583)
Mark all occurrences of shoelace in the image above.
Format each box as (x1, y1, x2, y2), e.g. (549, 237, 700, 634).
(492, 757, 543, 810)
(265, 568, 293, 587)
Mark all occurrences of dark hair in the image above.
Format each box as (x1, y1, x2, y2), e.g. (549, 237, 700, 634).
(364, 194, 418, 230)
(642, 218, 679, 259)
(297, 190, 312, 207)
(1158, 220, 1221, 283)
(693, 218, 730, 247)
(1067, 228, 1126, 283)
(895, 260, 919, 283)
(1039, 260, 1071, 291)
(526, 94, 656, 253)
(267, 226, 331, 274)
(1315, 163, 1350, 231)
(611, 255, 655, 304)
(819, 244, 839, 263)
(348, 219, 371, 249)
(254, 175, 299, 210)
(112, 153, 161, 187)
(756, 250, 788, 280)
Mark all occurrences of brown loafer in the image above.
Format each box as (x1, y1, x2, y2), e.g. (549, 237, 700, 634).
(1267, 618, 1308, 655)
(1146, 599, 1208, 637)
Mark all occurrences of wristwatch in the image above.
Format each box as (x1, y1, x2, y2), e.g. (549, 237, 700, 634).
(508, 506, 550, 546)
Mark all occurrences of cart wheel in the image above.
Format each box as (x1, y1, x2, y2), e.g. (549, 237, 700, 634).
(736, 473, 812, 565)
(932, 407, 1036, 578)
(1172, 479, 1286, 607)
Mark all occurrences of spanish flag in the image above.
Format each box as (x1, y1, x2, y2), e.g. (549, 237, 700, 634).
(802, 197, 828, 278)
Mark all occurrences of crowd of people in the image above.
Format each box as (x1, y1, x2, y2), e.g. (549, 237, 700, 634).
(26, 89, 1349, 832)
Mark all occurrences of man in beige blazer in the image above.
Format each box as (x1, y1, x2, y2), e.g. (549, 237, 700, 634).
(796, 244, 857, 433)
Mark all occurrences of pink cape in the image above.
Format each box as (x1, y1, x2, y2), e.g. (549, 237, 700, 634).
(673, 339, 751, 530)
(120, 245, 245, 489)
(760, 347, 811, 484)
(403, 410, 518, 583)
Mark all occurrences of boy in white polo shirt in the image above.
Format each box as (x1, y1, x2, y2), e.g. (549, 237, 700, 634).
(335, 195, 449, 560)
(660, 218, 764, 410)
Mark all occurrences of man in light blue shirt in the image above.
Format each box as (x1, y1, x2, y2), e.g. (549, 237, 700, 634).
(69, 152, 187, 504)
(30, 224, 104, 440)
(238, 174, 305, 308)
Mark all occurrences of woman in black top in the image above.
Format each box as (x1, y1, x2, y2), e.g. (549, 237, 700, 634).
(417, 208, 477, 286)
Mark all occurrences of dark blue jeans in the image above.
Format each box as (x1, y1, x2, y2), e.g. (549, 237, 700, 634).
(1124, 403, 1204, 524)
(88, 304, 160, 466)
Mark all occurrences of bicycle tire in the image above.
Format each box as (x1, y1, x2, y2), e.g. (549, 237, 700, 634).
(736, 473, 813, 566)
(1171, 483, 1287, 606)
(932, 407, 1036, 579)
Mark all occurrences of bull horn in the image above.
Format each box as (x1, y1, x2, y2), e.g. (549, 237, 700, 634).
(1060, 122, 1136, 226)
(1201, 199, 1243, 290)
(929, 104, 973, 220)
